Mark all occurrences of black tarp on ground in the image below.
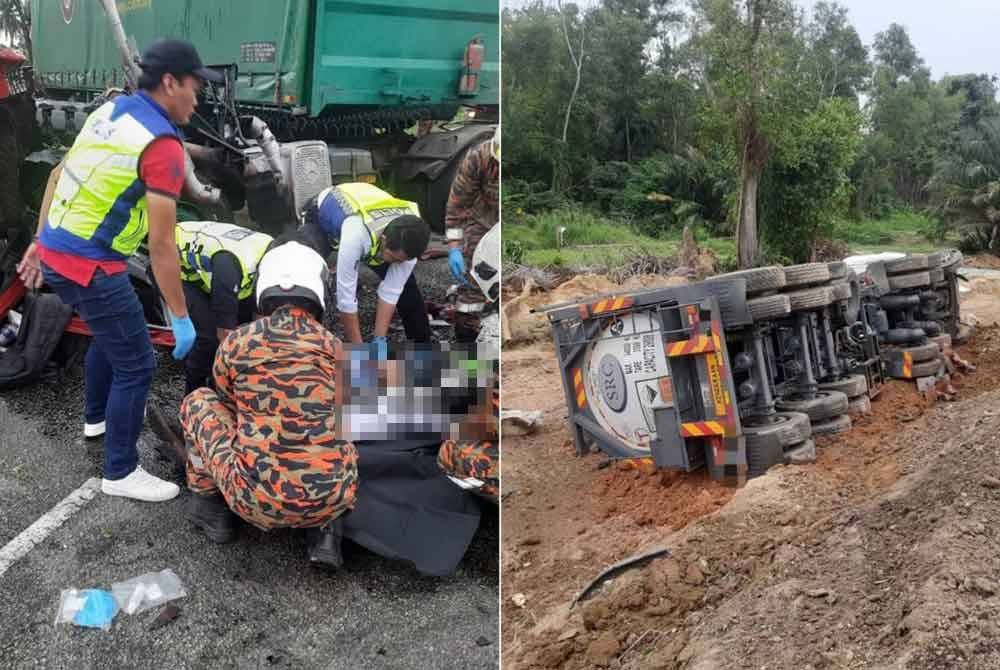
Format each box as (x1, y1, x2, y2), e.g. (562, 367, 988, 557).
(344, 439, 482, 577)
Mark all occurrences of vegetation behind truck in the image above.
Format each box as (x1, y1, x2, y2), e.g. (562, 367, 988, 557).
(29, 0, 499, 232)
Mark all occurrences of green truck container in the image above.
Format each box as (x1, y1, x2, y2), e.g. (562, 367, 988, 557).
(31, 0, 498, 117)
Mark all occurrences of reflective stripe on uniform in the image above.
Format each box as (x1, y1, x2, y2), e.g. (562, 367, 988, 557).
(176, 222, 273, 299)
(320, 183, 420, 267)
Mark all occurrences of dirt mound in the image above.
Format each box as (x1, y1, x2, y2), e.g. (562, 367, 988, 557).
(502, 324, 1000, 669)
(501, 274, 688, 345)
(964, 253, 1000, 270)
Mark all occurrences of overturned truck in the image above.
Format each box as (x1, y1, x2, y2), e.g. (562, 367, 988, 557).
(542, 252, 966, 484)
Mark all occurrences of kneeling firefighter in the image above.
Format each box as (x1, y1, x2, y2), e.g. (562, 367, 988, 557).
(180, 241, 358, 567)
(175, 221, 273, 394)
(437, 224, 500, 503)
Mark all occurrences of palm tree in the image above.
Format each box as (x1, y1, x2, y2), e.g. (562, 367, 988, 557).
(927, 117, 1000, 252)
(0, 0, 31, 61)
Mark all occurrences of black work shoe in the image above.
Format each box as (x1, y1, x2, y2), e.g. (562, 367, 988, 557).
(307, 518, 345, 569)
(186, 493, 237, 544)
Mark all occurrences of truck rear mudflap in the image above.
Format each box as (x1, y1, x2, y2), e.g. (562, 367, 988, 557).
(543, 286, 747, 486)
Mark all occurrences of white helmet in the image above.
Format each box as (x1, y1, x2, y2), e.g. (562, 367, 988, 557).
(256, 241, 328, 313)
(471, 224, 500, 303)
(490, 126, 500, 162)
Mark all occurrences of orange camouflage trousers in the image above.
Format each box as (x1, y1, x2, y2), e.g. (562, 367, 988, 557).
(180, 389, 359, 530)
(437, 439, 498, 504)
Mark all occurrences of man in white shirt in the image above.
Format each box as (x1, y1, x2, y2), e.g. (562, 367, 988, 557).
(298, 183, 432, 348)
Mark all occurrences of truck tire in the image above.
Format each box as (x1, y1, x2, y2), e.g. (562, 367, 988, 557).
(776, 390, 849, 422)
(880, 294, 920, 311)
(742, 411, 812, 448)
(818, 374, 867, 399)
(827, 261, 848, 281)
(885, 254, 929, 274)
(812, 414, 852, 435)
(940, 249, 963, 270)
(785, 439, 817, 464)
(883, 328, 926, 346)
(926, 252, 944, 269)
(897, 320, 941, 337)
(848, 395, 872, 416)
(888, 272, 932, 291)
(829, 282, 851, 302)
(896, 342, 940, 363)
(910, 358, 943, 378)
(785, 286, 833, 312)
(0, 124, 22, 234)
(782, 263, 831, 288)
(748, 294, 791, 322)
(930, 334, 953, 352)
(713, 266, 787, 295)
(929, 268, 945, 284)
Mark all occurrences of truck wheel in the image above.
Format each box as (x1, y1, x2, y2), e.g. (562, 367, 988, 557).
(714, 266, 787, 294)
(845, 272, 861, 324)
(776, 390, 849, 422)
(742, 411, 812, 448)
(926, 251, 944, 269)
(883, 328, 926, 346)
(818, 374, 867, 399)
(0, 124, 22, 234)
(827, 261, 848, 281)
(747, 294, 791, 322)
(785, 439, 817, 464)
(745, 428, 786, 478)
(895, 342, 940, 363)
(929, 268, 945, 284)
(812, 414, 852, 435)
(885, 254, 929, 274)
(785, 286, 833, 312)
(910, 358, 943, 378)
(939, 249, 964, 270)
(897, 320, 941, 337)
(829, 282, 851, 302)
(782, 263, 831, 288)
(848, 395, 872, 416)
(888, 272, 931, 291)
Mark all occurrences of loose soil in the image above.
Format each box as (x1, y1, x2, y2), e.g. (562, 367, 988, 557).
(501, 277, 1000, 670)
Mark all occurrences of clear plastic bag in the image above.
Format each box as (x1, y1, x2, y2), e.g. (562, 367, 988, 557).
(111, 569, 187, 615)
(54, 588, 119, 630)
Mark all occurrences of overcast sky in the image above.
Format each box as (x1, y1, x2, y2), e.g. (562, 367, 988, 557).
(797, 0, 1000, 79)
(504, 0, 1000, 79)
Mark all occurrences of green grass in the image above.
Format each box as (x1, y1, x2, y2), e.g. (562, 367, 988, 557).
(832, 210, 959, 254)
(505, 206, 959, 271)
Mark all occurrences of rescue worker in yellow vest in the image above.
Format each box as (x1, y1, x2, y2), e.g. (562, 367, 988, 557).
(16, 40, 221, 503)
(176, 221, 273, 394)
(298, 183, 432, 354)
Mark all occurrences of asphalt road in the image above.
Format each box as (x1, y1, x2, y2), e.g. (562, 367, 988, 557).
(0, 255, 499, 670)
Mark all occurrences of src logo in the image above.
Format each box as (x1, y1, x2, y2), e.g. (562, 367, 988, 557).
(61, 0, 75, 24)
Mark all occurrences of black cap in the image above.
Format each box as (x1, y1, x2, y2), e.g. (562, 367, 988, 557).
(139, 39, 223, 83)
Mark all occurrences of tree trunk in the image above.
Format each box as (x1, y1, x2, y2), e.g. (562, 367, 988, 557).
(736, 152, 761, 269)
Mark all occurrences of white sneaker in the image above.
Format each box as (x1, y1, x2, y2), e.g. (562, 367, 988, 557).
(84, 420, 106, 438)
(102, 465, 180, 502)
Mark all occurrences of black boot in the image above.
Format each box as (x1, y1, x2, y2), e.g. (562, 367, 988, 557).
(187, 492, 237, 544)
(307, 517, 345, 569)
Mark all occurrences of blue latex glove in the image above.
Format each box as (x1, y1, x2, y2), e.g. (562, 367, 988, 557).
(369, 335, 389, 361)
(170, 313, 196, 360)
(448, 247, 468, 284)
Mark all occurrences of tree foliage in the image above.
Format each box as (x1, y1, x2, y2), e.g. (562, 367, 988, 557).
(504, 0, 999, 259)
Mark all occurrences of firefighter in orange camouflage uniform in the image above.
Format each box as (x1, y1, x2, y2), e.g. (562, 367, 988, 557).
(180, 241, 358, 568)
(446, 127, 499, 342)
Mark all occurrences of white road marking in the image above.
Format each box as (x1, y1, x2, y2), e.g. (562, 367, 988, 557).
(0, 478, 101, 578)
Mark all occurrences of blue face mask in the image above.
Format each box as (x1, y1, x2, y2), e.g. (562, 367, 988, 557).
(73, 589, 119, 629)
